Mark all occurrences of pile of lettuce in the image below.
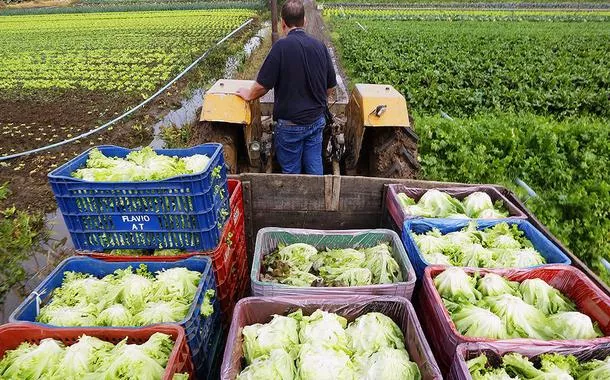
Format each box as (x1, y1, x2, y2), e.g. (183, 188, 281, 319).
(72, 147, 211, 182)
(435, 267, 603, 340)
(0, 332, 187, 379)
(468, 351, 610, 380)
(36, 264, 208, 327)
(237, 309, 421, 380)
(414, 221, 546, 268)
(261, 243, 403, 287)
(398, 190, 508, 219)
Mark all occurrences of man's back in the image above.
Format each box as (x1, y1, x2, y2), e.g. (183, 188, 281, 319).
(257, 29, 336, 124)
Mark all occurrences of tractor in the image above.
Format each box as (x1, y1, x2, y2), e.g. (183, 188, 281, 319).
(198, 79, 419, 178)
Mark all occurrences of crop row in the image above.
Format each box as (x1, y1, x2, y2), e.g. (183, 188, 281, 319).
(331, 19, 610, 118)
(324, 8, 610, 22)
(0, 9, 254, 96)
(321, 0, 609, 4)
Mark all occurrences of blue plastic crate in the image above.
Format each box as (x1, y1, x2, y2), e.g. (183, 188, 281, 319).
(9, 256, 221, 367)
(48, 144, 230, 251)
(194, 324, 224, 379)
(402, 218, 571, 278)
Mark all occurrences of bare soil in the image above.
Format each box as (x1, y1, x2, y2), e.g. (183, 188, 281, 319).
(0, 82, 194, 214)
(4, 0, 76, 9)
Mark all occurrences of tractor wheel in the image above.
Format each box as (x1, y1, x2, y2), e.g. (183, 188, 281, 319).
(368, 126, 420, 179)
(190, 121, 239, 174)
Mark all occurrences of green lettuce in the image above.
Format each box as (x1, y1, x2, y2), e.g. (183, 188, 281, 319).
(52, 335, 113, 377)
(346, 312, 405, 354)
(313, 248, 366, 273)
(354, 347, 421, 380)
(0, 338, 64, 379)
(452, 305, 511, 339)
(155, 267, 201, 301)
(96, 332, 174, 379)
(417, 189, 465, 217)
(578, 356, 610, 379)
(72, 147, 208, 182)
(298, 309, 348, 347)
(463, 192, 494, 218)
(297, 343, 355, 380)
(38, 303, 98, 327)
(485, 294, 552, 339)
(96, 304, 133, 326)
(237, 349, 297, 380)
(434, 267, 481, 303)
(133, 301, 190, 325)
(200, 289, 215, 317)
(242, 314, 300, 364)
(363, 244, 402, 284)
(519, 278, 575, 315)
(548, 312, 602, 340)
(477, 273, 519, 297)
(277, 243, 318, 273)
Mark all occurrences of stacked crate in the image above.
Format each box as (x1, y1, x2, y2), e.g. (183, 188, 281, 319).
(220, 224, 440, 378)
(386, 185, 610, 376)
(3, 144, 249, 380)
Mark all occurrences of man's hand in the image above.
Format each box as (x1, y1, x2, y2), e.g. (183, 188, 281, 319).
(236, 82, 269, 102)
(236, 87, 252, 101)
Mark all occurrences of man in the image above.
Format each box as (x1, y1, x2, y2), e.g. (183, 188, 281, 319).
(236, 0, 336, 175)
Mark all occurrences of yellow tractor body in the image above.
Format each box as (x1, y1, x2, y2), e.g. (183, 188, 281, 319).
(345, 84, 418, 178)
(199, 79, 263, 171)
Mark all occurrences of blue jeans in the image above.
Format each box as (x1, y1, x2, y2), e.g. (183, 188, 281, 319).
(274, 116, 325, 175)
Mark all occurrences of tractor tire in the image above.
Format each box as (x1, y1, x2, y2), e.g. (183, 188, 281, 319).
(190, 121, 239, 174)
(368, 126, 420, 179)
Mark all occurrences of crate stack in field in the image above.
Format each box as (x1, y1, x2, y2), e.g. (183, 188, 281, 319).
(385, 184, 610, 378)
(0, 143, 249, 380)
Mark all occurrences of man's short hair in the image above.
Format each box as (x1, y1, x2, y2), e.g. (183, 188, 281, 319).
(281, 0, 305, 28)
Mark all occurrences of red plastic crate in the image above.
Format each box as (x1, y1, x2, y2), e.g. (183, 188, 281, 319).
(78, 179, 245, 317)
(220, 231, 248, 321)
(0, 323, 193, 380)
(419, 265, 610, 373)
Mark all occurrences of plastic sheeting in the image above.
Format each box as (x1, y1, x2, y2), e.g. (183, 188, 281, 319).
(250, 228, 417, 298)
(402, 218, 571, 278)
(449, 341, 610, 380)
(386, 185, 527, 230)
(419, 265, 610, 372)
(220, 295, 442, 380)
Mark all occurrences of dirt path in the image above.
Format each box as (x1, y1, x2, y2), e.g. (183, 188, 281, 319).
(305, 0, 349, 104)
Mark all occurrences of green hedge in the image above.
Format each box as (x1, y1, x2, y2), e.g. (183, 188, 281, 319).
(416, 113, 610, 282)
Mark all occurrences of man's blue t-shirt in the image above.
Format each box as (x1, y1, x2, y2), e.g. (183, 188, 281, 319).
(256, 28, 337, 125)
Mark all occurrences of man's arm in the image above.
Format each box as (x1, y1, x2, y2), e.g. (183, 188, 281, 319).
(237, 44, 279, 101)
(236, 82, 269, 101)
(327, 87, 335, 100)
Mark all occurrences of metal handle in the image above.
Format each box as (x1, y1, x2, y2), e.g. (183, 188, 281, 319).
(515, 178, 538, 203)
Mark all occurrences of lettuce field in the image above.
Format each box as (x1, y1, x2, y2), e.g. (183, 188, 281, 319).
(0, 9, 254, 96)
(331, 18, 610, 118)
(328, 11, 610, 282)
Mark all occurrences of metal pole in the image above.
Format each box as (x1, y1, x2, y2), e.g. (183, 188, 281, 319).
(270, 0, 279, 43)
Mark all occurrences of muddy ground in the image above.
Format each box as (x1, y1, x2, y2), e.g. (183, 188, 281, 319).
(0, 85, 185, 214)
